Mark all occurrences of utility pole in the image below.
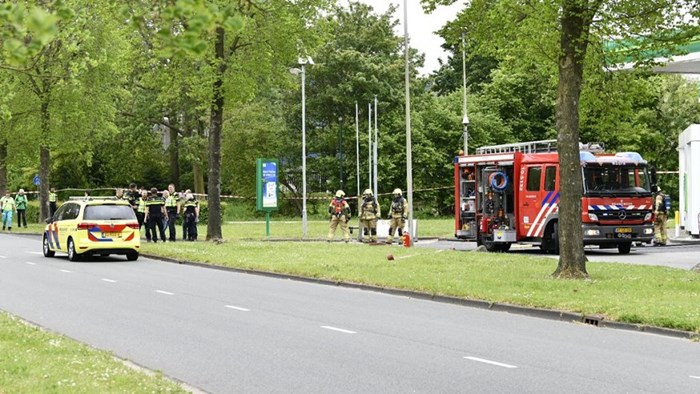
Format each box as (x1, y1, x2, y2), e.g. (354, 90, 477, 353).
(355, 102, 360, 202)
(462, 31, 469, 155)
(368, 102, 372, 191)
(403, 0, 413, 240)
(373, 95, 378, 197)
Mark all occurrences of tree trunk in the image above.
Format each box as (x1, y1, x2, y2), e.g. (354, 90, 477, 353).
(0, 142, 7, 196)
(39, 97, 51, 222)
(206, 26, 225, 241)
(193, 163, 205, 195)
(553, 0, 594, 279)
(168, 122, 180, 188)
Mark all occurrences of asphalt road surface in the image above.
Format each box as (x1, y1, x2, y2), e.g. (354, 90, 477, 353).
(1, 234, 698, 393)
(417, 239, 700, 270)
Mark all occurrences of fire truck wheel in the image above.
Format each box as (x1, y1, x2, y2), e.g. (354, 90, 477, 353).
(617, 242, 632, 255)
(551, 222, 560, 255)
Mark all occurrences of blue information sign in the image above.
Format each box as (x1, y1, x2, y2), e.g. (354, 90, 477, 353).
(261, 161, 278, 209)
(33, 175, 40, 186)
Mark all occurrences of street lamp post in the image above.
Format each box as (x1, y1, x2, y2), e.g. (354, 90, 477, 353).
(403, 0, 413, 240)
(462, 32, 469, 154)
(290, 57, 314, 238)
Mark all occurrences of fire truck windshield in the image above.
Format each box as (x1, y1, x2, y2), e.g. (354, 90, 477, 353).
(583, 165, 652, 196)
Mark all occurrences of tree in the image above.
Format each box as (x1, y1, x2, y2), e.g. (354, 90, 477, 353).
(425, 0, 697, 278)
(1, 1, 128, 218)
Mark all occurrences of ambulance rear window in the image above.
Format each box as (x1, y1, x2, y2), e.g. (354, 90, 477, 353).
(84, 205, 136, 221)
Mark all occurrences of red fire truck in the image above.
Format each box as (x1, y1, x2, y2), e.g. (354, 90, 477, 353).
(454, 140, 656, 254)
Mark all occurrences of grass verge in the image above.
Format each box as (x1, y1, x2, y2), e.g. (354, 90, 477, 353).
(0, 312, 187, 393)
(142, 240, 700, 333)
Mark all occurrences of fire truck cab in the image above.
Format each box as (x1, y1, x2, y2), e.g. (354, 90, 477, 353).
(454, 140, 656, 254)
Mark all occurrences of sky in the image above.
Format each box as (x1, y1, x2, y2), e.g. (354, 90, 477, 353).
(355, 0, 465, 75)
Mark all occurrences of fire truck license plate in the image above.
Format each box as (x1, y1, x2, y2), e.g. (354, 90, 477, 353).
(615, 227, 632, 233)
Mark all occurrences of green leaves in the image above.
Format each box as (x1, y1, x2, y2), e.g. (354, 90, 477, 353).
(0, 3, 59, 65)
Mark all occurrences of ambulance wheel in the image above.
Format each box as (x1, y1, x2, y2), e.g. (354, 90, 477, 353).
(43, 235, 55, 257)
(618, 242, 631, 255)
(67, 238, 80, 261)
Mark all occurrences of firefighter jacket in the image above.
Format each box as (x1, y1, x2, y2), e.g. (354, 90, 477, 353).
(359, 197, 380, 220)
(328, 198, 351, 219)
(654, 193, 667, 215)
(389, 196, 408, 219)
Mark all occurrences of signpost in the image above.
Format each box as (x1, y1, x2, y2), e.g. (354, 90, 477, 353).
(256, 159, 279, 236)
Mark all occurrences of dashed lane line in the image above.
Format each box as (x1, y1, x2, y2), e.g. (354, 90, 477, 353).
(691, 376, 700, 379)
(155, 290, 174, 296)
(28, 251, 43, 255)
(464, 356, 518, 369)
(224, 305, 250, 312)
(102, 278, 117, 283)
(0, 255, 6, 258)
(321, 326, 357, 334)
(59, 269, 71, 273)
(25, 261, 36, 265)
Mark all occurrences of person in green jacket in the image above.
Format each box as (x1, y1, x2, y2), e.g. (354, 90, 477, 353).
(15, 189, 28, 228)
(1, 191, 16, 231)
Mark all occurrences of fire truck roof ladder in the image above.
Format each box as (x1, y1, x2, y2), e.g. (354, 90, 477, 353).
(476, 139, 558, 155)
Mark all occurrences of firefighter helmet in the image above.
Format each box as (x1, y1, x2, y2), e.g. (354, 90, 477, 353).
(392, 188, 402, 196)
(363, 189, 373, 197)
(335, 190, 345, 198)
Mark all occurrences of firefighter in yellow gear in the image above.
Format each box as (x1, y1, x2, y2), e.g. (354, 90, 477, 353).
(328, 190, 351, 242)
(359, 189, 381, 243)
(386, 188, 408, 244)
(653, 189, 668, 246)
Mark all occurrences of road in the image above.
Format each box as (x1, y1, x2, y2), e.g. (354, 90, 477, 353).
(1, 234, 698, 393)
(417, 239, 700, 270)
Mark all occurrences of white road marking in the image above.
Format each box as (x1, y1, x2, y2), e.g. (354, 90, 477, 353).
(225, 305, 250, 312)
(0, 255, 7, 258)
(59, 269, 71, 273)
(28, 251, 43, 255)
(25, 261, 36, 265)
(102, 278, 117, 283)
(464, 356, 517, 369)
(321, 326, 356, 334)
(155, 290, 174, 295)
(690, 375, 700, 379)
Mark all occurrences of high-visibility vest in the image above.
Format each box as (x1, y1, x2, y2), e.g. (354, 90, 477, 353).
(165, 196, 178, 209)
(49, 192, 57, 203)
(137, 198, 147, 213)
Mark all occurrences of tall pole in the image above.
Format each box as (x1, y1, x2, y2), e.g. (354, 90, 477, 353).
(373, 95, 378, 197)
(355, 102, 360, 202)
(301, 63, 308, 238)
(462, 31, 469, 155)
(338, 117, 344, 191)
(368, 103, 372, 191)
(403, 0, 413, 240)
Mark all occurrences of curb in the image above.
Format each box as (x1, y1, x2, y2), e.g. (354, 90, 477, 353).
(144, 253, 699, 341)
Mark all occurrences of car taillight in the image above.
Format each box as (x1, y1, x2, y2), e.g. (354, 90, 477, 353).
(127, 223, 140, 229)
(77, 222, 98, 230)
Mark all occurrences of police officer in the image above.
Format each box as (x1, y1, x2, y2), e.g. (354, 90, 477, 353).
(653, 188, 668, 246)
(165, 184, 180, 241)
(48, 187, 58, 218)
(145, 188, 168, 243)
(125, 183, 139, 213)
(182, 192, 199, 241)
(359, 189, 380, 243)
(137, 190, 150, 241)
(328, 190, 351, 242)
(386, 188, 408, 245)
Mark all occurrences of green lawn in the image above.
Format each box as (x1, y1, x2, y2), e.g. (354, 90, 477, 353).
(0, 312, 186, 393)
